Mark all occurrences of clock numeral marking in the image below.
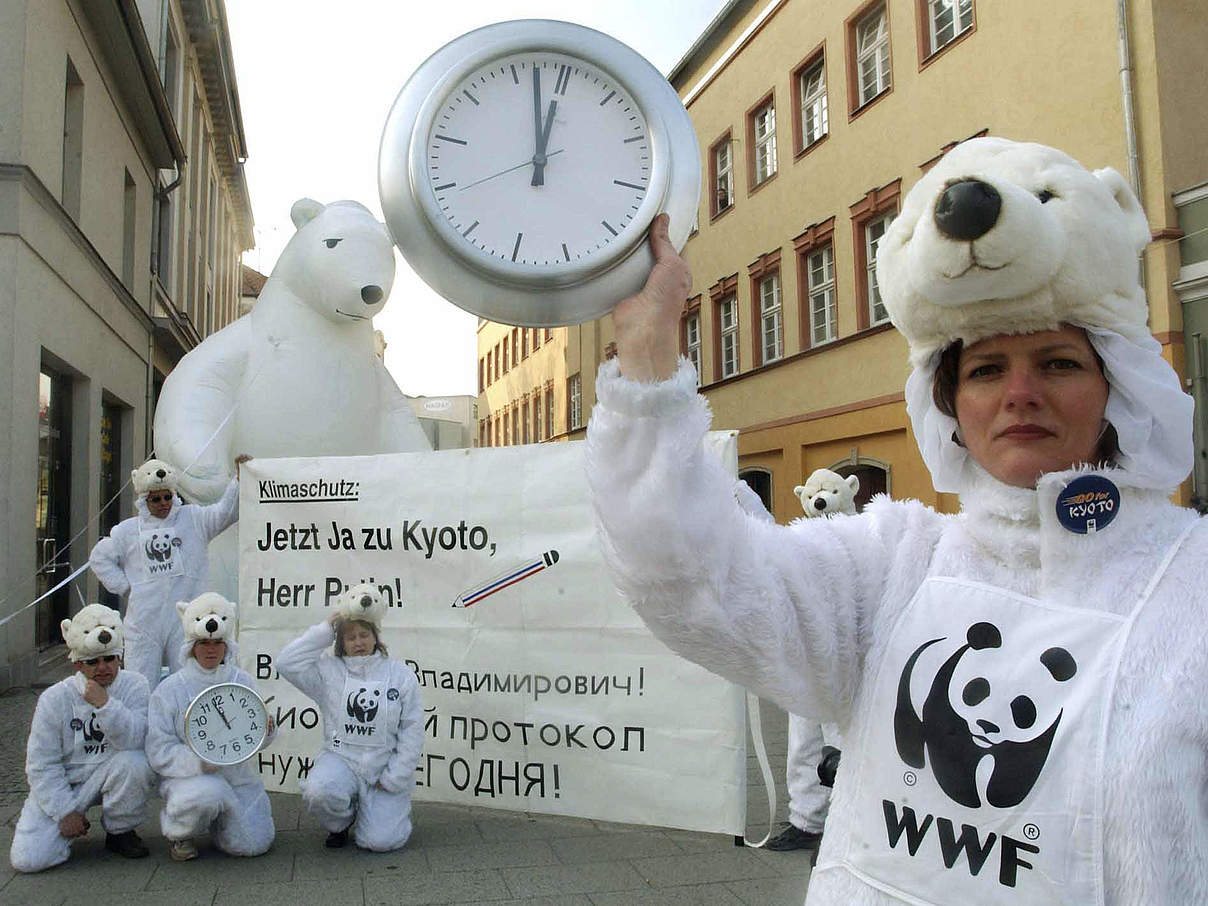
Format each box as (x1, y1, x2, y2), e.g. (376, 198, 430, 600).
(602, 220, 618, 237)
(433, 182, 456, 192)
(555, 64, 571, 96)
(562, 243, 570, 262)
(435, 135, 468, 145)
(512, 232, 523, 262)
(599, 90, 616, 106)
(510, 64, 519, 84)
(623, 135, 645, 143)
(462, 220, 479, 238)
(462, 89, 479, 106)
(613, 180, 645, 191)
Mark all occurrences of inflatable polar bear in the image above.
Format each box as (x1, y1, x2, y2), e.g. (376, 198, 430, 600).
(794, 468, 859, 518)
(153, 199, 430, 599)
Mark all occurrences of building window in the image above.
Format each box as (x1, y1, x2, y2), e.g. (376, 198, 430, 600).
(479, 358, 485, 393)
(758, 273, 783, 364)
(62, 57, 84, 220)
(502, 410, 509, 446)
(522, 398, 530, 444)
(521, 330, 529, 359)
(545, 328, 552, 342)
(864, 212, 895, 325)
(797, 58, 828, 151)
(494, 418, 501, 447)
(719, 297, 739, 379)
(808, 245, 837, 345)
(926, 0, 974, 56)
(161, 26, 179, 116)
(534, 388, 543, 441)
(749, 97, 777, 187)
(122, 170, 137, 288)
(683, 311, 702, 385)
(851, 3, 891, 110)
(502, 339, 509, 373)
(511, 328, 519, 366)
(154, 191, 173, 284)
(544, 384, 554, 439)
(710, 132, 734, 216)
(567, 374, 582, 431)
(512, 405, 520, 444)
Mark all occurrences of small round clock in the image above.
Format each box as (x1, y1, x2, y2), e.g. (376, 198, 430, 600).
(379, 19, 700, 326)
(183, 682, 269, 766)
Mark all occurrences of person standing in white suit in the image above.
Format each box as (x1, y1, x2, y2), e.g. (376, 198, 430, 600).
(10, 604, 153, 872)
(276, 584, 424, 851)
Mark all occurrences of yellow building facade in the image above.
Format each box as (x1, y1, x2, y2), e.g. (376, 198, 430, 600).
(477, 0, 1208, 519)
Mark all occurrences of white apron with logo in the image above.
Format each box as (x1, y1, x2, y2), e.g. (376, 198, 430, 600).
(139, 525, 183, 578)
(822, 522, 1194, 906)
(332, 677, 388, 750)
(68, 703, 112, 766)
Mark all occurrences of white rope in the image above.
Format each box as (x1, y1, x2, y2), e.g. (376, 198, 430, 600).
(742, 691, 779, 847)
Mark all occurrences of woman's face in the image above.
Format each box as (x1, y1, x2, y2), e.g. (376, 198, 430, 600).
(193, 639, 227, 669)
(341, 622, 377, 657)
(954, 326, 1110, 489)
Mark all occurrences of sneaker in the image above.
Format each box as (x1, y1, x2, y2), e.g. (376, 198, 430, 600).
(325, 827, 349, 849)
(765, 823, 823, 852)
(105, 830, 150, 859)
(169, 839, 198, 861)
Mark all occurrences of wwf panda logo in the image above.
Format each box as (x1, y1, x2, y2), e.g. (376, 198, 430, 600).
(894, 621, 1077, 808)
(345, 687, 381, 723)
(144, 533, 182, 563)
(83, 714, 104, 743)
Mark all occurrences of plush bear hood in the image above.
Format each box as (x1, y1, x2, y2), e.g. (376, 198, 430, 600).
(61, 603, 124, 662)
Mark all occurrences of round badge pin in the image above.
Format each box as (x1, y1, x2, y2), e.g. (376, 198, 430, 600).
(1055, 475, 1120, 534)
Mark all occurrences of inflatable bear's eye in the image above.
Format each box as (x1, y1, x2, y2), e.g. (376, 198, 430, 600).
(1036, 190, 1055, 203)
(324, 238, 343, 248)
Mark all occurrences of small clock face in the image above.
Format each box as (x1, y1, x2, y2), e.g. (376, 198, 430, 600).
(184, 683, 268, 766)
(425, 53, 651, 270)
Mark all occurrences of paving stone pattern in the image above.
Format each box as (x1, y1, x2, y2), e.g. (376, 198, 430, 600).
(0, 676, 813, 905)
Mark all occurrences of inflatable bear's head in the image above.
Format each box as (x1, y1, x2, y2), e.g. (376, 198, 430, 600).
(335, 582, 387, 627)
(132, 458, 179, 497)
(177, 592, 237, 642)
(62, 603, 124, 663)
(794, 469, 859, 518)
(876, 137, 1151, 367)
(274, 198, 396, 324)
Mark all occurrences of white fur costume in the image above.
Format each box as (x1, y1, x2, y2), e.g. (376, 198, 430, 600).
(586, 139, 1207, 905)
(88, 478, 239, 690)
(146, 601, 276, 857)
(277, 596, 423, 850)
(10, 668, 152, 872)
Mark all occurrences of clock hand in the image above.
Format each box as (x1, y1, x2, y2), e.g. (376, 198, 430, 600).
(532, 66, 543, 168)
(459, 149, 564, 192)
(213, 702, 232, 730)
(531, 100, 558, 187)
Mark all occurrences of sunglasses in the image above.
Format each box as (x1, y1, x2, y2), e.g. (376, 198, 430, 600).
(82, 655, 119, 666)
(146, 493, 173, 504)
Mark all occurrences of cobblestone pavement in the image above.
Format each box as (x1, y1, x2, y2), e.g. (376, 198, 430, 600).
(0, 669, 813, 906)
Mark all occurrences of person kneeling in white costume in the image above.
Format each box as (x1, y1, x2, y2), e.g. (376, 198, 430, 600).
(88, 455, 250, 690)
(10, 604, 153, 872)
(147, 592, 276, 861)
(587, 139, 1208, 905)
(276, 584, 424, 851)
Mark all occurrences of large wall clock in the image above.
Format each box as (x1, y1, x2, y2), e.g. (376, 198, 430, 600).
(379, 19, 700, 327)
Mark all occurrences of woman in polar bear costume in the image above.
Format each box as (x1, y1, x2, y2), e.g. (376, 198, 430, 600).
(146, 593, 276, 861)
(587, 138, 1207, 905)
(276, 584, 424, 851)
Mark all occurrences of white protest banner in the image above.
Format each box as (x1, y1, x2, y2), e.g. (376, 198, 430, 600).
(238, 439, 747, 834)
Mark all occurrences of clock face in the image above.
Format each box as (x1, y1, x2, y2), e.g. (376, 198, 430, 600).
(184, 683, 268, 766)
(424, 52, 651, 272)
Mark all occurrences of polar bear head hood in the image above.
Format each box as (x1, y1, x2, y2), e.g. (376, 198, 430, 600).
(876, 137, 1192, 493)
(272, 198, 395, 325)
(794, 469, 859, 518)
(62, 603, 124, 662)
(177, 592, 237, 643)
(335, 583, 388, 627)
(132, 458, 180, 496)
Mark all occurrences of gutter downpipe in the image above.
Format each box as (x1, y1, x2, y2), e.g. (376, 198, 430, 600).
(147, 166, 184, 456)
(1115, 0, 1148, 297)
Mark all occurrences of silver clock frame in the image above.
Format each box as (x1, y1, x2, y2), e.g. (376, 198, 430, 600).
(183, 682, 268, 767)
(379, 19, 700, 327)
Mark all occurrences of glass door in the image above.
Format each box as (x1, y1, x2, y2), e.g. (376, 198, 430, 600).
(35, 367, 72, 647)
(99, 402, 123, 611)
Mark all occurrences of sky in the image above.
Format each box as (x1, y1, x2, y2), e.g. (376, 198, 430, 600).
(224, 0, 730, 398)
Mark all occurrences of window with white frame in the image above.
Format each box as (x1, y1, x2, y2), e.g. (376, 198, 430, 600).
(928, 0, 974, 54)
(568, 374, 582, 430)
(719, 296, 739, 379)
(808, 245, 837, 345)
(753, 102, 777, 185)
(799, 60, 828, 148)
(544, 385, 554, 439)
(685, 312, 702, 385)
(865, 211, 895, 324)
(714, 141, 733, 213)
(534, 389, 543, 441)
(856, 4, 891, 106)
(759, 273, 783, 363)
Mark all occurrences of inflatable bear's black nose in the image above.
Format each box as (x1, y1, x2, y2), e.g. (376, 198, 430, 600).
(934, 179, 1001, 241)
(97, 630, 111, 645)
(156, 469, 166, 479)
(813, 498, 827, 511)
(361, 285, 383, 304)
(205, 618, 219, 634)
(360, 594, 372, 608)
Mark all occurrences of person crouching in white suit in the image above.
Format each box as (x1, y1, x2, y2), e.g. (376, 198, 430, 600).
(276, 584, 424, 851)
(10, 604, 153, 872)
(146, 592, 276, 861)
